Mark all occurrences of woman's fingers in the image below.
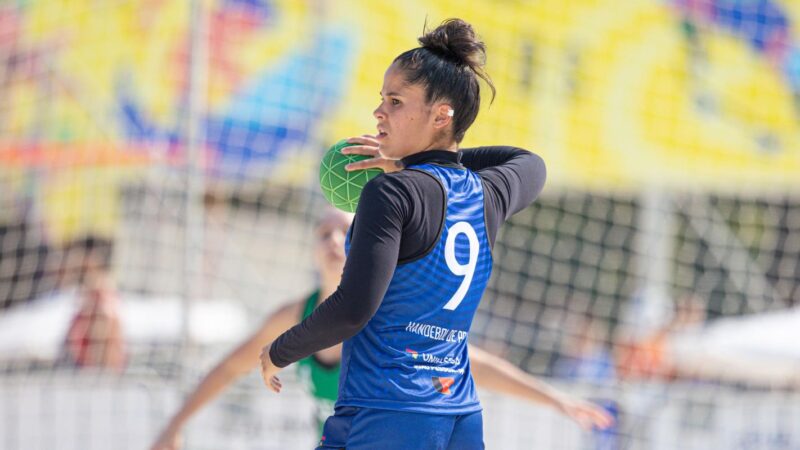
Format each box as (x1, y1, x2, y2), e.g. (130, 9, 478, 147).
(574, 404, 615, 430)
(592, 406, 615, 428)
(345, 157, 402, 173)
(345, 158, 383, 171)
(346, 135, 380, 146)
(338, 135, 403, 173)
(562, 400, 616, 431)
(269, 376, 282, 393)
(341, 145, 379, 157)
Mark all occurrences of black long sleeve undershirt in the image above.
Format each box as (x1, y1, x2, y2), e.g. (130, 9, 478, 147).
(269, 146, 546, 368)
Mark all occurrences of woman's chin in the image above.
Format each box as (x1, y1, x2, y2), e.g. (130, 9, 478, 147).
(324, 257, 345, 271)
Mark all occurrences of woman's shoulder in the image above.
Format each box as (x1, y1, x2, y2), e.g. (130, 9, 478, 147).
(358, 170, 444, 218)
(364, 169, 439, 196)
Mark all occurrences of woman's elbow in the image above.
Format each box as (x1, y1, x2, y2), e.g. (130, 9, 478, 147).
(341, 308, 373, 332)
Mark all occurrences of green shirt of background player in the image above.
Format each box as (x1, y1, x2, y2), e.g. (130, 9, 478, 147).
(296, 289, 340, 432)
(150, 207, 613, 450)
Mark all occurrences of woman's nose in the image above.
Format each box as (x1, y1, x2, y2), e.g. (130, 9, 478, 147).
(373, 105, 385, 120)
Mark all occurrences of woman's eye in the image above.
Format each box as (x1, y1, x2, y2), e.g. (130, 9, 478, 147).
(391, 99, 400, 106)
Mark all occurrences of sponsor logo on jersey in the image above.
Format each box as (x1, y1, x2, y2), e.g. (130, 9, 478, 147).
(421, 352, 461, 365)
(406, 321, 468, 343)
(406, 348, 462, 366)
(415, 365, 465, 374)
(432, 376, 455, 395)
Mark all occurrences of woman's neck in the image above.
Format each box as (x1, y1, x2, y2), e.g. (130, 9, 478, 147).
(320, 274, 338, 300)
(401, 142, 457, 159)
(421, 139, 458, 153)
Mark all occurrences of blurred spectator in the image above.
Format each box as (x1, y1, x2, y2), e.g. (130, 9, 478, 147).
(61, 235, 126, 371)
(553, 300, 619, 450)
(553, 311, 616, 383)
(615, 294, 707, 381)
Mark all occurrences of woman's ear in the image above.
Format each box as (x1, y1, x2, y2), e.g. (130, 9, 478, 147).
(433, 103, 454, 130)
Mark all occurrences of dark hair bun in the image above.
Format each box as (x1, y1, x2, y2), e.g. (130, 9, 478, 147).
(418, 18, 486, 69)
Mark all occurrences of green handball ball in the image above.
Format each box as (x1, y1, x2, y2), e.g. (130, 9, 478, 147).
(319, 139, 382, 213)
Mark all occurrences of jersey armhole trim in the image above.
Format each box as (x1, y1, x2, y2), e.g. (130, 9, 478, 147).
(396, 168, 447, 266)
(481, 180, 494, 252)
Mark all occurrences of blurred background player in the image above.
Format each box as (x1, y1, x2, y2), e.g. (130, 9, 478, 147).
(149, 208, 350, 450)
(616, 293, 708, 381)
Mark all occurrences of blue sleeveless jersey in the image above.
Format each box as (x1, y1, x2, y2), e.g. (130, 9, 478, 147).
(337, 163, 493, 414)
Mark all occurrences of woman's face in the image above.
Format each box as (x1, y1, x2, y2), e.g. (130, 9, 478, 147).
(373, 64, 452, 159)
(313, 209, 352, 278)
